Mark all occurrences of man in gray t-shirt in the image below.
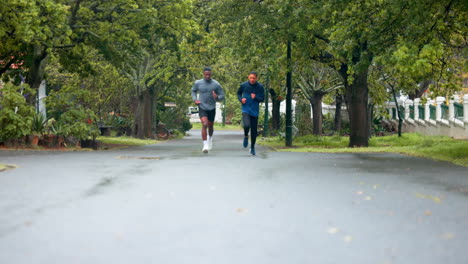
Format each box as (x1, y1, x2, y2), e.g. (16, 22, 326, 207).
(191, 67, 225, 153)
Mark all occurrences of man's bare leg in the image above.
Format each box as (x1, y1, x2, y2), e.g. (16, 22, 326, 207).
(200, 116, 209, 153)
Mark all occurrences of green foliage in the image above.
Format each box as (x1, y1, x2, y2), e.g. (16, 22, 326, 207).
(57, 107, 99, 140)
(0, 0, 70, 82)
(0, 83, 35, 142)
(31, 112, 46, 135)
(230, 107, 243, 125)
(108, 115, 133, 136)
(158, 105, 192, 134)
(294, 99, 313, 136)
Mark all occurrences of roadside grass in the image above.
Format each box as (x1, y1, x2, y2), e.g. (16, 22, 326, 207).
(259, 133, 468, 167)
(190, 123, 243, 130)
(97, 136, 159, 146)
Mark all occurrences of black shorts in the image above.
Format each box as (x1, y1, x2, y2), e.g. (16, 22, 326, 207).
(198, 108, 216, 122)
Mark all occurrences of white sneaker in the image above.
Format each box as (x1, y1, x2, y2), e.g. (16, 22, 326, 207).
(202, 141, 209, 153)
(208, 138, 213, 150)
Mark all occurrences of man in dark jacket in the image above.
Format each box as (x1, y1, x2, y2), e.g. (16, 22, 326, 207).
(237, 71, 264, 155)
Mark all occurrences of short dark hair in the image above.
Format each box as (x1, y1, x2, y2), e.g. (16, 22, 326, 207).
(203, 67, 212, 72)
(249, 71, 258, 76)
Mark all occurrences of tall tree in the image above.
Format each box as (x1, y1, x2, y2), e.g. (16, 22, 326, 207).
(296, 63, 343, 135)
(300, 0, 466, 146)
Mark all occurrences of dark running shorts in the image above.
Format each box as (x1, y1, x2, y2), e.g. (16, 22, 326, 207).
(198, 108, 216, 122)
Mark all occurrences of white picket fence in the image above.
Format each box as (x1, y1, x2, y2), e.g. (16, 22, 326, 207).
(384, 94, 468, 139)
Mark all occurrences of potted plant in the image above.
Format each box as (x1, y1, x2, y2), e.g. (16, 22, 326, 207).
(51, 123, 69, 148)
(30, 112, 46, 146)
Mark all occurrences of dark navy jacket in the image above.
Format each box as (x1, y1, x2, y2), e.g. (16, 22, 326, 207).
(237, 81, 265, 117)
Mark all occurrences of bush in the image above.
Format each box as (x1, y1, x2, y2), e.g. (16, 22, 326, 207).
(57, 107, 99, 140)
(158, 105, 192, 134)
(0, 83, 35, 142)
(108, 115, 132, 136)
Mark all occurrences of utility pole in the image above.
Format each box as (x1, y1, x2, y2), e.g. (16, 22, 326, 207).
(222, 96, 226, 126)
(263, 73, 269, 137)
(285, 40, 293, 146)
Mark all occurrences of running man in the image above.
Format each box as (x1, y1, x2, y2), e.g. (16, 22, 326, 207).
(191, 67, 225, 153)
(237, 71, 265, 155)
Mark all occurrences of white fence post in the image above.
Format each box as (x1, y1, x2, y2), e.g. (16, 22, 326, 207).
(464, 94, 468, 123)
(405, 99, 412, 120)
(425, 100, 431, 121)
(449, 97, 455, 122)
(414, 98, 420, 121)
(436, 97, 444, 121)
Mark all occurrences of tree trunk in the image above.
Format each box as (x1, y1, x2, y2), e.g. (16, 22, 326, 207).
(391, 85, 402, 137)
(409, 80, 431, 100)
(345, 67, 370, 147)
(133, 89, 154, 139)
(334, 93, 343, 133)
(269, 89, 281, 131)
(26, 45, 48, 103)
(310, 93, 324, 136)
(285, 40, 292, 147)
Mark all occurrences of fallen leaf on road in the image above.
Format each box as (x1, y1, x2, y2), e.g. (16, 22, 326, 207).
(236, 208, 247, 213)
(364, 196, 373, 201)
(424, 210, 432, 216)
(441, 233, 455, 240)
(0, 164, 17, 172)
(343, 236, 353, 243)
(327, 227, 339, 234)
(356, 191, 363, 195)
(414, 192, 442, 204)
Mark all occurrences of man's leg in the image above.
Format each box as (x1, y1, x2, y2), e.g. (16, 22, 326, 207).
(250, 115, 258, 155)
(200, 116, 208, 140)
(200, 116, 209, 153)
(242, 112, 250, 148)
(250, 115, 259, 147)
(207, 109, 215, 150)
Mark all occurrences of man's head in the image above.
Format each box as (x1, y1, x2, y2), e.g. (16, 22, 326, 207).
(203, 67, 212, 81)
(248, 71, 258, 85)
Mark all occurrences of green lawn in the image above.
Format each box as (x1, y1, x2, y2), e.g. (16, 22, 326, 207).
(259, 133, 468, 167)
(97, 136, 160, 146)
(190, 123, 243, 131)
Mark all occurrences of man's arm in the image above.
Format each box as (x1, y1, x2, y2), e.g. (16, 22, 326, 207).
(191, 82, 199, 102)
(253, 84, 265, 102)
(215, 84, 225, 101)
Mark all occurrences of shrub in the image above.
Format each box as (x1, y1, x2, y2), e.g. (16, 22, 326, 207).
(0, 83, 35, 142)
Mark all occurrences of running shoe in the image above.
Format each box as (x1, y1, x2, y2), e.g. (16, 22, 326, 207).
(208, 138, 213, 150)
(250, 147, 256, 155)
(243, 137, 248, 148)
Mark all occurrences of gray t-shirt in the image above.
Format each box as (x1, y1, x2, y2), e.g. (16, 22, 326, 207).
(191, 78, 225, 111)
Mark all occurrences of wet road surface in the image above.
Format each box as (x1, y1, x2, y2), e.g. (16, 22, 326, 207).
(0, 130, 467, 264)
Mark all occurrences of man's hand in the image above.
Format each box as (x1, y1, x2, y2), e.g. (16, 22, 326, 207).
(194, 100, 201, 105)
(251, 93, 256, 99)
(241, 98, 247, 104)
(212, 90, 218, 100)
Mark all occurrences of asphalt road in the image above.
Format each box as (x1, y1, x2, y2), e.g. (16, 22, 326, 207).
(0, 130, 467, 264)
